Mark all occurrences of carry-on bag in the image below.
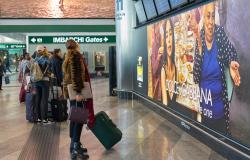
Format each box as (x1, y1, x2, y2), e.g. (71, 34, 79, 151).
(51, 98, 68, 122)
(90, 111, 122, 150)
(25, 89, 37, 122)
(49, 79, 68, 122)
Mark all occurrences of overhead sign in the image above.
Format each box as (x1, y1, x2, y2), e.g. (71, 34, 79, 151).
(28, 36, 116, 44)
(0, 44, 26, 49)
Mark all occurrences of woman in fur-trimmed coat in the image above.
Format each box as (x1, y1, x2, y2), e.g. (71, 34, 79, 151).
(63, 39, 94, 160)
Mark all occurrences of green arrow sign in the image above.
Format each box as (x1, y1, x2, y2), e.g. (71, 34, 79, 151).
(0, 44, 26, 49)
(28, 36, 116, 44)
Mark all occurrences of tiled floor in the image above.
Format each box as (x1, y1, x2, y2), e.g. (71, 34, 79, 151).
(0, 0, 114, 18)
(0, 78, 226, 160)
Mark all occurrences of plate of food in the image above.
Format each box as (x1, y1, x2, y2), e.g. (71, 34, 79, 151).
(187, 31, 193, 38)
(187, 73, 194, 84)
(186, 44, 194, 52)
(175, 22, 180, 27)
(178, 67, 188, 84)
(185, 62, 193, 73)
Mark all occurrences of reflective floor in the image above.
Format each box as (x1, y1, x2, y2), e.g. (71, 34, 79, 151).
(0, 78, 226, 160)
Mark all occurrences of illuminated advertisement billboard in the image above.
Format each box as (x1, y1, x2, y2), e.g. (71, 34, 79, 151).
(147, 0, 250, 147)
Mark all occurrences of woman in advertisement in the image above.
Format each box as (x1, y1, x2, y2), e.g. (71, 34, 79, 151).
(161, 19, 176, 105)
(150, 23, 164, 101)
(190, 3, 241, 134)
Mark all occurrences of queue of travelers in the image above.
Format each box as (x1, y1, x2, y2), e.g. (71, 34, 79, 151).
(17, 39, 93, 160)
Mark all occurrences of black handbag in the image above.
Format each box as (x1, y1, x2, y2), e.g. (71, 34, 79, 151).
(69, 101, 89, 124)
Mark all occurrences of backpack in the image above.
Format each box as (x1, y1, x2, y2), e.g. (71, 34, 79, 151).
(30, 62, 43, 82)
(30, 62, 48, 82)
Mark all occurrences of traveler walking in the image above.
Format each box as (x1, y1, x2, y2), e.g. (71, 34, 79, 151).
(5, 54, 12, 73)
(0, 59, 6, 90)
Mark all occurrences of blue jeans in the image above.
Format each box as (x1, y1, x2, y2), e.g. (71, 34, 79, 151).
(34, 81, 50, 120)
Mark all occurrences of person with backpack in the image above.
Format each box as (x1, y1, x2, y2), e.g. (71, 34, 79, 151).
(31, 45, 51, 124)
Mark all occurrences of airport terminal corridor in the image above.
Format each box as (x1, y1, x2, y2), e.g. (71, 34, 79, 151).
(0, 78, 225, 160)
(0, 0, 250, 159)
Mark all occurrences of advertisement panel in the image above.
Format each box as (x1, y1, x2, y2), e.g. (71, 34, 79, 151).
(148, 0, 250, 147)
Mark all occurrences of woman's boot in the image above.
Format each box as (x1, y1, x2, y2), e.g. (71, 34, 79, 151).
(71, 142, 89, 160)
(70, 142, 87, 153)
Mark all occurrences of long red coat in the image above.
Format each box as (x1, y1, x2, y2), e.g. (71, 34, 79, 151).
(83, 60, 95, 128)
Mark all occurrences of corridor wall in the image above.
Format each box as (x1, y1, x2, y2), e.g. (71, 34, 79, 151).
(116, 0, 250, 157)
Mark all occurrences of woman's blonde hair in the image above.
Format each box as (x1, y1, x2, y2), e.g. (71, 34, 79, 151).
(66, 39, 77, 50)
(63, 39, 80, 73)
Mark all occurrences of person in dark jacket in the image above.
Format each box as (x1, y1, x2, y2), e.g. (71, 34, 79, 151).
(50, 49, 63, 86)
(0, 59, 6, 90)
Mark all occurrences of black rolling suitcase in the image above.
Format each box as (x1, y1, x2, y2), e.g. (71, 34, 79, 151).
(90, 111, 122, 150)
(51, 98, 68, 122)
(49, 78, 68, 122)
